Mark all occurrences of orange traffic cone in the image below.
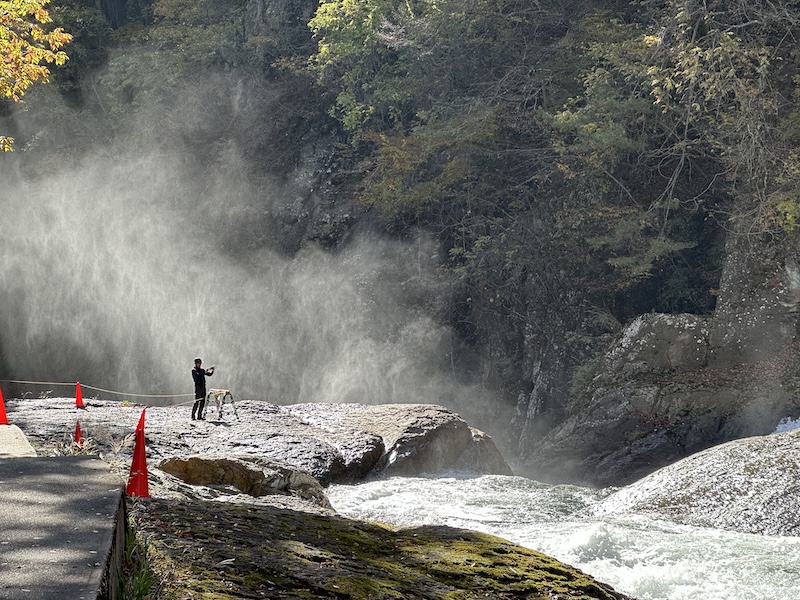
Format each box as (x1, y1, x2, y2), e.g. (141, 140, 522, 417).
(135, 407, 146, 434)
(126, 409, 149, 498)
(74, 420, 84, 447)
(75, 382, 85, 409)
(0, 387, 8, 425)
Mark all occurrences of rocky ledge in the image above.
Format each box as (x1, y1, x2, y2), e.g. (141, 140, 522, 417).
(3, 397, 634, 599)
(5, 397, 511, 495)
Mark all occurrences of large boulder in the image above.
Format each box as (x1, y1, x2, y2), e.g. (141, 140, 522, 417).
(285, 403, 513, 478)
(159, 455, 331, 507)
(6, 398, 512, 490)
(591, 427, 800, 536)
(522, 311, 800, 487)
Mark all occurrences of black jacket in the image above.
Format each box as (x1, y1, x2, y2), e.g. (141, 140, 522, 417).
(192, 367, 212, 398)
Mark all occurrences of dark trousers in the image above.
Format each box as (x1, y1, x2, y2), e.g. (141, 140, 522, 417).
(191, 396, 205, 419)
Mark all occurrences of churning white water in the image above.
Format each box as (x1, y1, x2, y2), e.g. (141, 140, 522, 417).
(328, 474, 800, 600)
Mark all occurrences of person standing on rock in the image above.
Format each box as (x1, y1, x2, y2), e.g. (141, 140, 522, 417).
(191, 358, 215, 420)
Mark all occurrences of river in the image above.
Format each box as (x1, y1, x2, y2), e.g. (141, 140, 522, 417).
(328, 474, 800, 600)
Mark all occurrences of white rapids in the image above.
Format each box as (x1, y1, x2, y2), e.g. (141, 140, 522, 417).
(328, 473, 800, 600)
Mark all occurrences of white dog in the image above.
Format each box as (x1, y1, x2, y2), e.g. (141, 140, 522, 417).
(202, 389, 238, 420)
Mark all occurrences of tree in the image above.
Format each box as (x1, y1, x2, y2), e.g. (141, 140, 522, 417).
(546, 0, 800, 287)
(308, 0, 413, 133)
(0, 0, 71, 151)
(309, 0, 565, 138)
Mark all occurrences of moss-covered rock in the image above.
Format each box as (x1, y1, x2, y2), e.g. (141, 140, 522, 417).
(130, 497, 633, 599)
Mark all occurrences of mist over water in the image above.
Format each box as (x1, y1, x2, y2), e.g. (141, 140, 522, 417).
(0, 116, 485, 419)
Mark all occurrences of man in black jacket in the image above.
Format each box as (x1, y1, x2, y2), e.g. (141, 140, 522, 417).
(191, 358, 215, 420)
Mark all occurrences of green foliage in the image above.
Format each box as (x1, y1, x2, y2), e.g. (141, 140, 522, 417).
(773, 193, 800, 233)
(360, 104, 498, 218)
(641, 3, 779, 207)
(310, 0, 730, 391)
(135, 0, 242, 52)
(122, 519, 160, 599)
(553, 70, 649, 162)
(585, 305, 622, 334)
(47, 0, 111, 99)
(584, 207, 697, 282)
(309, 0, 566, 137)
(557, 1, 792, 211)
(308, 0, 405, 132)
(550, 15, 655, 169)
(544, 1, 800, 288)
(608, 236, 696, 280)
(569, 353, 604, 401)
(89, 0, 244, 130)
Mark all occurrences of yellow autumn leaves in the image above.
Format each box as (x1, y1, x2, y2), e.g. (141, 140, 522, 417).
(0, 0, 71, 150)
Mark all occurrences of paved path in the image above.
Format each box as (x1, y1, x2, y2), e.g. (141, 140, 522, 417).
(0, 427, 125, 600)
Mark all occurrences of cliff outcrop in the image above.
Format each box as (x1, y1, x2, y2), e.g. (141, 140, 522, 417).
(522, 233, 800, 487)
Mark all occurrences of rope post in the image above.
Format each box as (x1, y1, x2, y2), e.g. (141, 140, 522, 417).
(74, 420, 84, 447)
(0, 386, 7, 425)
(75, 382, 85, 409)
(126, 409, 149, 498)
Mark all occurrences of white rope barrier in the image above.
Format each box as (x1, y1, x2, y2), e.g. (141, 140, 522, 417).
(0, 378, 194, 404)
(81, 383, 192, 399)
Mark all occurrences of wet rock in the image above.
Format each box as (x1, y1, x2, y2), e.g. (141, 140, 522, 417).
(456, 427, 514, 476)
(592, 427, 800, 536)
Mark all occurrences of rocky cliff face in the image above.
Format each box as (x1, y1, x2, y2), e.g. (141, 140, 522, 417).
(203, 0, 800, 487)
(520, 231, 800, 487)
